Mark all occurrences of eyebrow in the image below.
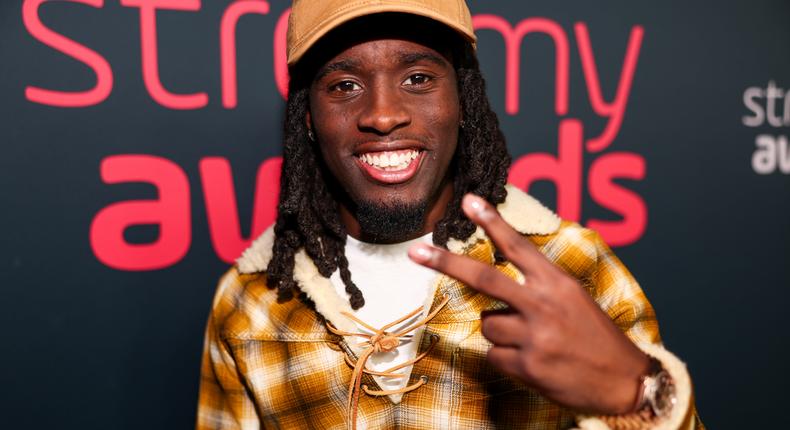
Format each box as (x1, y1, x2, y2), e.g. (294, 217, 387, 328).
(396, 51, 450, 68)
(314, 58, 361, 81)
(313, 50, 451, 82)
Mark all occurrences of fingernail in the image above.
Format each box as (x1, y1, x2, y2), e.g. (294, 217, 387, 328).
(409, 244, 434, 263)
(464, 194, 491, 220)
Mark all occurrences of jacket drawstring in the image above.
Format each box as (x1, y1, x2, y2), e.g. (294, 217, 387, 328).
(326, 295, 450, 430)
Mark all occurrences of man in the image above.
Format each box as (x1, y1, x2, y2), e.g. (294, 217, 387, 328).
(197, 1, 702, 429)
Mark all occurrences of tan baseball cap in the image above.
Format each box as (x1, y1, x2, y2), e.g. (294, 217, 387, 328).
(286, 0, 477, 66)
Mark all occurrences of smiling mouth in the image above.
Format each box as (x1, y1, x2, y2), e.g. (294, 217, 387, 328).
(355, 149, 424, 184)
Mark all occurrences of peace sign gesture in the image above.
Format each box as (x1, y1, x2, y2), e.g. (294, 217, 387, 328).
(408, 194, 651, 415)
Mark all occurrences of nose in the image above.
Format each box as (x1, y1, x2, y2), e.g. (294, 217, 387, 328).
(357, 82, 411, 135)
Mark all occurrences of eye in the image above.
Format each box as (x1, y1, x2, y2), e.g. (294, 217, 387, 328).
(329, 80, 361, 93)
(403, 73, 432, 86)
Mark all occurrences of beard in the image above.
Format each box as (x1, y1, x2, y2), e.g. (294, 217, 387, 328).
(354, 198, 429, 243)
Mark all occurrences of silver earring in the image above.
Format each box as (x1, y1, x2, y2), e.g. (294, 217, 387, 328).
(307, 129, 315, 141)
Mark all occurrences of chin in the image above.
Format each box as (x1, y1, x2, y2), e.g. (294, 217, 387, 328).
(354, 195, 430, 242)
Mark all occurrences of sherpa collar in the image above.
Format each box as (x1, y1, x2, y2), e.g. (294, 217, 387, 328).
(235, 184, 560, 332)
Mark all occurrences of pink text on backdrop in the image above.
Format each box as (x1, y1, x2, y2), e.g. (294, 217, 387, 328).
(20, 0, 647, 268)
(90, 154, 282, 271)
(89, 148, 644, 270)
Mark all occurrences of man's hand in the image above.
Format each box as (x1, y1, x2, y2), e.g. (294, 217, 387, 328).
(408, 194, 650, 415)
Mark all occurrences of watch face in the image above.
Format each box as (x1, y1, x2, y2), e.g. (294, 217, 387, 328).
(651, 370, 677, 418)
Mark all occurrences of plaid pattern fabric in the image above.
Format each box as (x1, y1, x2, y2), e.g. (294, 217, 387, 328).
(197, 220, 702, 429)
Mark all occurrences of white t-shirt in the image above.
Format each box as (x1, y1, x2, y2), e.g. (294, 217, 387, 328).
(330, 232, 439, 393)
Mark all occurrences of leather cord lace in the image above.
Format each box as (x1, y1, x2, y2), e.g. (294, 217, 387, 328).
(326, 295, 450, 430)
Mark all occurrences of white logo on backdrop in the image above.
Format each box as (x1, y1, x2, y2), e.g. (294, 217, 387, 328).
(742, 80, 790, 174)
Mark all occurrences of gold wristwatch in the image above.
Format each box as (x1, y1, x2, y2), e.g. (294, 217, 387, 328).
(636, 356, 677, 419)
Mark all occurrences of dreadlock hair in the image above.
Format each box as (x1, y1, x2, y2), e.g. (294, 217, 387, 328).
(265, 17, 511, 310)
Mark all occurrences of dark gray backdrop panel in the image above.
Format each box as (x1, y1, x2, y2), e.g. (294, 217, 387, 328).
(1, 0, 788, 428)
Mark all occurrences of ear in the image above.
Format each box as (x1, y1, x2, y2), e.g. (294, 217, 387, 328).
(305, 110, 312, 133)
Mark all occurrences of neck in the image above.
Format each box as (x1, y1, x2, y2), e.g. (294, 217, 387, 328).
(340, 180, 454, 244)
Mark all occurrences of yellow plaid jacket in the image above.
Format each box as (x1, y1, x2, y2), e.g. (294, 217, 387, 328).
(197, 185, 702, 430)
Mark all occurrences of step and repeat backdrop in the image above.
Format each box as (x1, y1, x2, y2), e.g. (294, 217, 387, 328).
(2, 0, 788, 428)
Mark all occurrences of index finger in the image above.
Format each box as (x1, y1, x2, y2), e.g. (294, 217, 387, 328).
(461, 194, 550, 275)
(408, 243, 537, 312)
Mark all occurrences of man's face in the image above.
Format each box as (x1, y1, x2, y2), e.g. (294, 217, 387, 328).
(308, 34, 460, 241)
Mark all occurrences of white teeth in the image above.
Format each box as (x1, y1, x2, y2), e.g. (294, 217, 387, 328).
(360, 150, 420, 170)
